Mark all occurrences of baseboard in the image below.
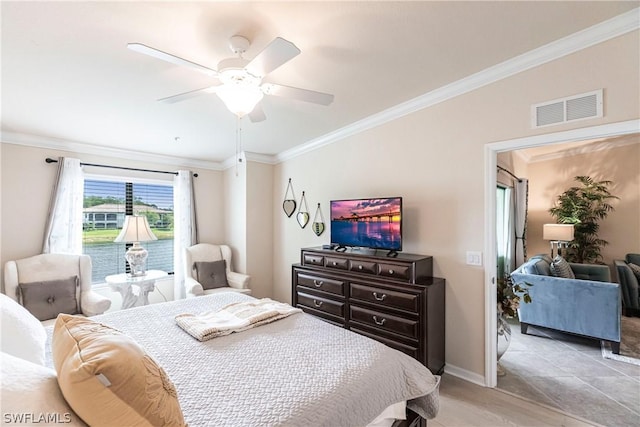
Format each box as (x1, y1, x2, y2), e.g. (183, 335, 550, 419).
(443, 363, 486, 386)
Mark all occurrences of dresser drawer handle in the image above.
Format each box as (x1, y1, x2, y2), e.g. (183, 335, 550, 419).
(313, 280, 324, 288)
(332, 261, 337, 266)
(372, 292, 387, 301)
(313, 299, 323, 308)
(388, 269, 395, 275)
(372, 315, 386, 326)
(358, 265, 363, 270)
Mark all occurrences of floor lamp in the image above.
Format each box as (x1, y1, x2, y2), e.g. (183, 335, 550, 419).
(543, 224, 575, 258)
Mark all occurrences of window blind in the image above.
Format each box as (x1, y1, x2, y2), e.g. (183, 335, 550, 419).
(83, 178, 174, 284)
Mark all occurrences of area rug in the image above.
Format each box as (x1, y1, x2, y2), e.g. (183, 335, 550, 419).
(602, 316, 640, 366)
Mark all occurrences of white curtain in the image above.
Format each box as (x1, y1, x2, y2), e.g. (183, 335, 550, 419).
(496, 186, 514, 277)
(513, 178, 529, 267)
(42, 157, 83, 254)
(173, 170, 198, 300)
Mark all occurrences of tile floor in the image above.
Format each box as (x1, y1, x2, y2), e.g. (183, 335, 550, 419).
(497, 319, 640, 427)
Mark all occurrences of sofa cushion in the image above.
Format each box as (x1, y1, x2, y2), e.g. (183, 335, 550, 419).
(52, 314, 186, 427)
(628, 262, 640, 282)
(19, 276, 79, 321)
(550, 256, 575, 279)
(0, 293, 47, 365)
(522, 258, 551, 276)
(194, 260, 228, 290)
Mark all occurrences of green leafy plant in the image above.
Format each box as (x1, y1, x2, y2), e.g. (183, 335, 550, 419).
(497, 274, 532, 318)
(549, 176, 618, 264)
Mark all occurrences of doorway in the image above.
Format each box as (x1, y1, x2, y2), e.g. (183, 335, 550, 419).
(483, 119, 640, 387)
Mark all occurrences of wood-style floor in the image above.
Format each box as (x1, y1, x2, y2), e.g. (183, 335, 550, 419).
(431, 374, 600, 427)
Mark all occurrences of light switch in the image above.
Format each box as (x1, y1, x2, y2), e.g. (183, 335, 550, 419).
(466, 251, 483, 266)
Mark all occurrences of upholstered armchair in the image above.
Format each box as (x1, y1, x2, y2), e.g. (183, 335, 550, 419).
(615, 253, 640, 317)
(3, 254, 111, 326)
(183, 243, 251, 298)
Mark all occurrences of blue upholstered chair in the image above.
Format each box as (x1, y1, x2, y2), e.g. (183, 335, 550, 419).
(511, 255, 621, 354)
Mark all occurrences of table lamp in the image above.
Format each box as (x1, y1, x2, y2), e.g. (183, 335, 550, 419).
(114, 215, 157, 277)
(543, 224, 575, 258)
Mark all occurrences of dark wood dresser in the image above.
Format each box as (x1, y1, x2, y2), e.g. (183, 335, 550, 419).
(292, 247, 445, 375)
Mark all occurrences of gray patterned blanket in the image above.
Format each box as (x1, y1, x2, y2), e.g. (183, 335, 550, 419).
(47, 292, 440, 426)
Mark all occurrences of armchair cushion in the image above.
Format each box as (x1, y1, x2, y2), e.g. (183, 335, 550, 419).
(194, 260, 228, 290)
(19, 276, 79, 321)
(628, 263, 640, 281)
(0, 293, 47, 365)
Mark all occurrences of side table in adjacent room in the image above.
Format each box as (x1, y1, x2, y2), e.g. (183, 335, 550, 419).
(105, 270, 167, 309)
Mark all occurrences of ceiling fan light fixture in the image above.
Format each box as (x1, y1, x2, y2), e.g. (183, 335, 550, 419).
(216, 83, 264, 117)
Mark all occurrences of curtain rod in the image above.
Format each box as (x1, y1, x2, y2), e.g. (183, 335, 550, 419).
(45, 158, 198, 177)
(497, 165, 522, 182)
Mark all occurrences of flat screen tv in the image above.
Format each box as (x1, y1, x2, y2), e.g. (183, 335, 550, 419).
(330, 197, 402, 253)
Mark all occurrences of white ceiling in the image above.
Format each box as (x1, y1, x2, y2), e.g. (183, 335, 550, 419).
(2, 1, 637, 164)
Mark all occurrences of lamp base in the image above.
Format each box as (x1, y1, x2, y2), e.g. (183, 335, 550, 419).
(125, 243, 148, 277)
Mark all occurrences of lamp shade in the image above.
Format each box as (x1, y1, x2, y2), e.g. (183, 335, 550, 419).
(216, 84, 264, 117)
(543, 224, 574, 241)
(114, 215, 157, 243)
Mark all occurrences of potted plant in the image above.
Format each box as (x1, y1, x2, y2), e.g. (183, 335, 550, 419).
(496, 274, 531, 363)
(549, 176, 618, 264)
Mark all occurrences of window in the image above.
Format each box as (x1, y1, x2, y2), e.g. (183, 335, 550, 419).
(83, 177, 174, 284)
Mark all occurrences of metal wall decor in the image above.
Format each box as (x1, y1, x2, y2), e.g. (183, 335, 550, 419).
(296, 191, 310, 229)
(312, 203, 325, 236)
(282, 178, 296, 217)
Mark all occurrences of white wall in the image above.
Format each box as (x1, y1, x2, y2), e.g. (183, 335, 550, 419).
(272, 31, 640, 379)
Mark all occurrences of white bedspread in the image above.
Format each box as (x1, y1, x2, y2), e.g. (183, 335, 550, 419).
(46, 292, 439, 427)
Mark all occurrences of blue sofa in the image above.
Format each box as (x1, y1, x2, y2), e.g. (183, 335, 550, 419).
(511, 255, 621, 354)
(615, 253, 640, 317)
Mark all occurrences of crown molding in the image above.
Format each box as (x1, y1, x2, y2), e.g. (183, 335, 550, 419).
(0, 131, 225, 171)
(220, 151, 277, 170)
(275, 8, 640, 164)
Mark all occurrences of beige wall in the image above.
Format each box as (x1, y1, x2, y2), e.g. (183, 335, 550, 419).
(525, 141, 640, 266)
(0, 143, 226, 294)
(273, 31, 639, 378)
(223, 160, 247, 274)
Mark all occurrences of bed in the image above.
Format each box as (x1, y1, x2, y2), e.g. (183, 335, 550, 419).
(3, 292, 440, 427)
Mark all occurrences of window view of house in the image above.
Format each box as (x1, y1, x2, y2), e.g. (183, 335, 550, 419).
(83, 179, 174, 283)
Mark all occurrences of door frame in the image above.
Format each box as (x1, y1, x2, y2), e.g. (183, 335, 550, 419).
(483, 119, 639, 387)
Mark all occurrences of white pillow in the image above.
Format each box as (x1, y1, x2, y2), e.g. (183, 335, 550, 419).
(0, 292, 47, 365)
(0, 351, 86, 426)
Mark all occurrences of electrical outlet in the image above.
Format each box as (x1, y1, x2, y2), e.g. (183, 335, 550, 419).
(466, 251, 483, 266)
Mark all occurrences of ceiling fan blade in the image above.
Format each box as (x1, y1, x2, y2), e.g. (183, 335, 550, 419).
(158, 86, 219, 104)
(262, 83, 334, 106)
(128, 43, 217, 77)
(248, 103, 266, 123)
(245, 37, 301, 78)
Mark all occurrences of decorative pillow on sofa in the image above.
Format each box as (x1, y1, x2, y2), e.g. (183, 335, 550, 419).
(628, 262, 640, 282)
(19, 276, 79, 321)
(194, 260, 228, 290)
(0, 293, 47, 365)
(52, 314, 186, 427)
(1, 351, 86, 426)
(550, 255, 575, 279)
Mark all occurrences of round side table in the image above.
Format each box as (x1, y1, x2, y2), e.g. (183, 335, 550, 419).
(105, 270, 167, 309)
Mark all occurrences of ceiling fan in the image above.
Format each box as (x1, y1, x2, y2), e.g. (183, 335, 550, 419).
(127, 36, 334, 122)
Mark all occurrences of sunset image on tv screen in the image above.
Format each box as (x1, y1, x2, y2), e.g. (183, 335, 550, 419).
(330, 198, 401, 250)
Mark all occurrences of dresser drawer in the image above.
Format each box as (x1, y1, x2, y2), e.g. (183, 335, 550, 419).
(303, 253, 324, 267)
(378, 262, 411, 280)
(325, 256, 349, 270)
(350, 283, 419, 313)
(350, 306, 418, 339)
(298, 292, 344, 318)
(351, 327, 419, 359)
(349, 260, 377, 275)
(296, 273, 345, 296)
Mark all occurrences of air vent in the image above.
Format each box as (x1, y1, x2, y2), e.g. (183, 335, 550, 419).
(532, 90, 603, 128)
